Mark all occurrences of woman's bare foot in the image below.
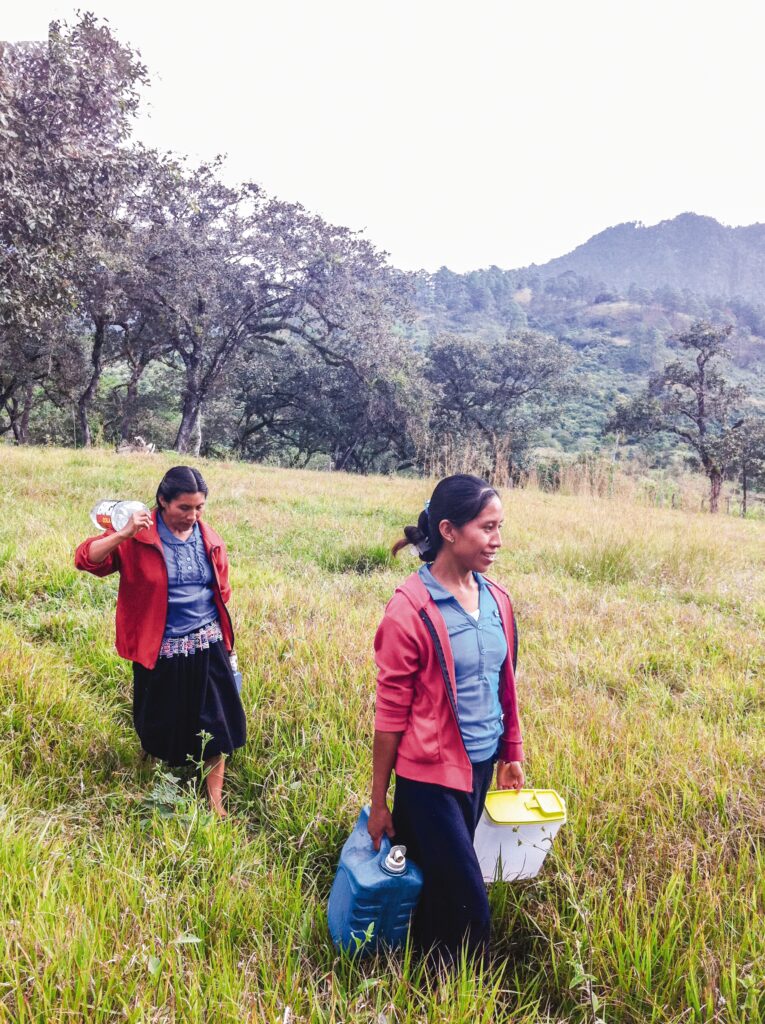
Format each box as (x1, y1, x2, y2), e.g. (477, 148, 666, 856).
(208, 796, 228, 818)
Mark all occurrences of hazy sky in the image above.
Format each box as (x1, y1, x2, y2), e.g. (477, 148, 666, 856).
(5, 0, 765, 272)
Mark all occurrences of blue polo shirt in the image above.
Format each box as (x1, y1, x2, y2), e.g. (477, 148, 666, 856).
(157, 514, 217, 638)
(419, 564, 507, 763)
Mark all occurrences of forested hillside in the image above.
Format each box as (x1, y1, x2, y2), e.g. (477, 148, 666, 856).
(3, 16, 765, 488)
(415, 216, 765, 451)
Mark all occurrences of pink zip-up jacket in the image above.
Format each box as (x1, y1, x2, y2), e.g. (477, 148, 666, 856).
(74, 510, 233, 670)
(374, 572, 523, 793)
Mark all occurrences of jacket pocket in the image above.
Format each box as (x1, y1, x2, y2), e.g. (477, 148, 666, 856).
(399, 711, 441, 763)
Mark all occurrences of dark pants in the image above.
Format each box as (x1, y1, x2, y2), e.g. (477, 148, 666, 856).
(392, 757, 495, 966)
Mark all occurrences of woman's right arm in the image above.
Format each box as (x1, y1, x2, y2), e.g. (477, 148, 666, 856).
(369, 607, 419, 850)
(368, 729, 402, 850)
(76, 510, 153, 569)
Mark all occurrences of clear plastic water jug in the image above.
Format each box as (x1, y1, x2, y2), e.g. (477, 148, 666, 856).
(90, 499, 150, 533)
(327, 806, 423, 953)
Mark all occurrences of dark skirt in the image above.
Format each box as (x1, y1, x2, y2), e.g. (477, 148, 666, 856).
(133, 640, 246, 767)
(392, 757, 495, 965)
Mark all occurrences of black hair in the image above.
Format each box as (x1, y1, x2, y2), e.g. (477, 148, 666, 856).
(392, 474, 499, 562)
(155, 466, 208, 508)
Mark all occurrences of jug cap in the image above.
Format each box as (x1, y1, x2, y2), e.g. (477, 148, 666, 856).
(382, 844, 407, 875)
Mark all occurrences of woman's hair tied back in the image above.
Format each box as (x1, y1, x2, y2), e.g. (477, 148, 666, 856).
(392, 474, 499, 562)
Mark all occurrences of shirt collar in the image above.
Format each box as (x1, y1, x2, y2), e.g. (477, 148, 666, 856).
(418, 563, 487, 601)
(157, 512, 198, 546)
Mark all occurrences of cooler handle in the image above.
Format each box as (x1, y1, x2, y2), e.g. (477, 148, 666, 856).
(524, 793, 559, 816)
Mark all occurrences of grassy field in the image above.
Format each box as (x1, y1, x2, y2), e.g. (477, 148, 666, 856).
(1, 446, 763, 1023)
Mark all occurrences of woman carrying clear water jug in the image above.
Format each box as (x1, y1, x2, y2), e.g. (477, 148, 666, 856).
(75, 466, 245, 815)
(368, 474, 524, 965)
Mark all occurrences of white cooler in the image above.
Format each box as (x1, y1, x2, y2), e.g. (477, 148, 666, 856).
(474, 788, 567, 882)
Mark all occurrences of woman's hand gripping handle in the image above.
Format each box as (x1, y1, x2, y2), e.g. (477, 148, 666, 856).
(496, 759, 525, 790)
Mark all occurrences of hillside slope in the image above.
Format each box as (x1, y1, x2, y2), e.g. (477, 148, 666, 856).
(1, 447, 763, 1021)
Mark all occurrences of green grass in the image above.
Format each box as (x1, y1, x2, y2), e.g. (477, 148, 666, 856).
(0, 445, 764, 1022)
(318, 542, 394, 574)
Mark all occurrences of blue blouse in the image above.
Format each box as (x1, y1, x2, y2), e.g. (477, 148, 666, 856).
(419, 564, 507, 763)
(157, 514, 217, 638)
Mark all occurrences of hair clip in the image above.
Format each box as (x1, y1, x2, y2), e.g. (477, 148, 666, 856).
(424, 499, 430, 513)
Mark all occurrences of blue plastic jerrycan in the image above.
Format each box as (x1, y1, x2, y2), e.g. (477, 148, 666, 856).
(327, 806, 423, 953)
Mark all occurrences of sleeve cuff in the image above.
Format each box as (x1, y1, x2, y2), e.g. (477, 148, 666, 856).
(374, 709, 410, 732)
(498, 740, 524, 762)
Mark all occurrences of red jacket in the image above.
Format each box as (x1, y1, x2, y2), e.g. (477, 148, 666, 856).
(74, 511, 234, 670)
(374, 572, 523, 793)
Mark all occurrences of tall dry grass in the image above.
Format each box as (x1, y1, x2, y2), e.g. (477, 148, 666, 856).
(0, 445, 763, 1022)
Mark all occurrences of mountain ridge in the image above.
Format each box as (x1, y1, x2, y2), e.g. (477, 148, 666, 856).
(522, 212, 765, 300)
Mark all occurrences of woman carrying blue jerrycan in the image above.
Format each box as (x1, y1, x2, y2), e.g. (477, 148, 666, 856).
(327, 806, 423, 953)
(368, 474, 525, 967)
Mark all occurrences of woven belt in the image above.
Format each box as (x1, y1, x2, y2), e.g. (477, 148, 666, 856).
(159, 620, 223, 659)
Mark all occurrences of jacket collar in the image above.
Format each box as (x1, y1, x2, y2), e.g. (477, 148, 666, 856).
(397, 571, 435, 611)
(133, 508, 161, 546)
(396, 572, 459, 702)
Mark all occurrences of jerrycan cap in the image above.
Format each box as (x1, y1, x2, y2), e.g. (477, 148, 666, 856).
(382, 844, 407, 875)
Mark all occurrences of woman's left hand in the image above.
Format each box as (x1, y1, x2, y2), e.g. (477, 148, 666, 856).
(496, 760, 525, 790)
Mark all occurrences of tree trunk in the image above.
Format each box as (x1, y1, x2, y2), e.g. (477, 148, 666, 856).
(76, 399, 92, 448)
(174, 395, 202, 455)
(742, 470, 748, 517)
(120, 366, 145, 442)
(334, 442, 357, 471)
(708, 469, 722, 513)
(7, 396, 21, 442)
(19, 382, 33, 443)
(174, 350, 205, 455)
(77, 317, 107, 448)
(9, 382, 34, 444)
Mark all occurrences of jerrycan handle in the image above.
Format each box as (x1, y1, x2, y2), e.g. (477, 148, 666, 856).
(359, 806, 406, 871)
(361, 805, 392, 853)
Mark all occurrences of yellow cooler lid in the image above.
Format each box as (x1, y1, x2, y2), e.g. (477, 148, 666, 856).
(484, 788, 566, 825)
